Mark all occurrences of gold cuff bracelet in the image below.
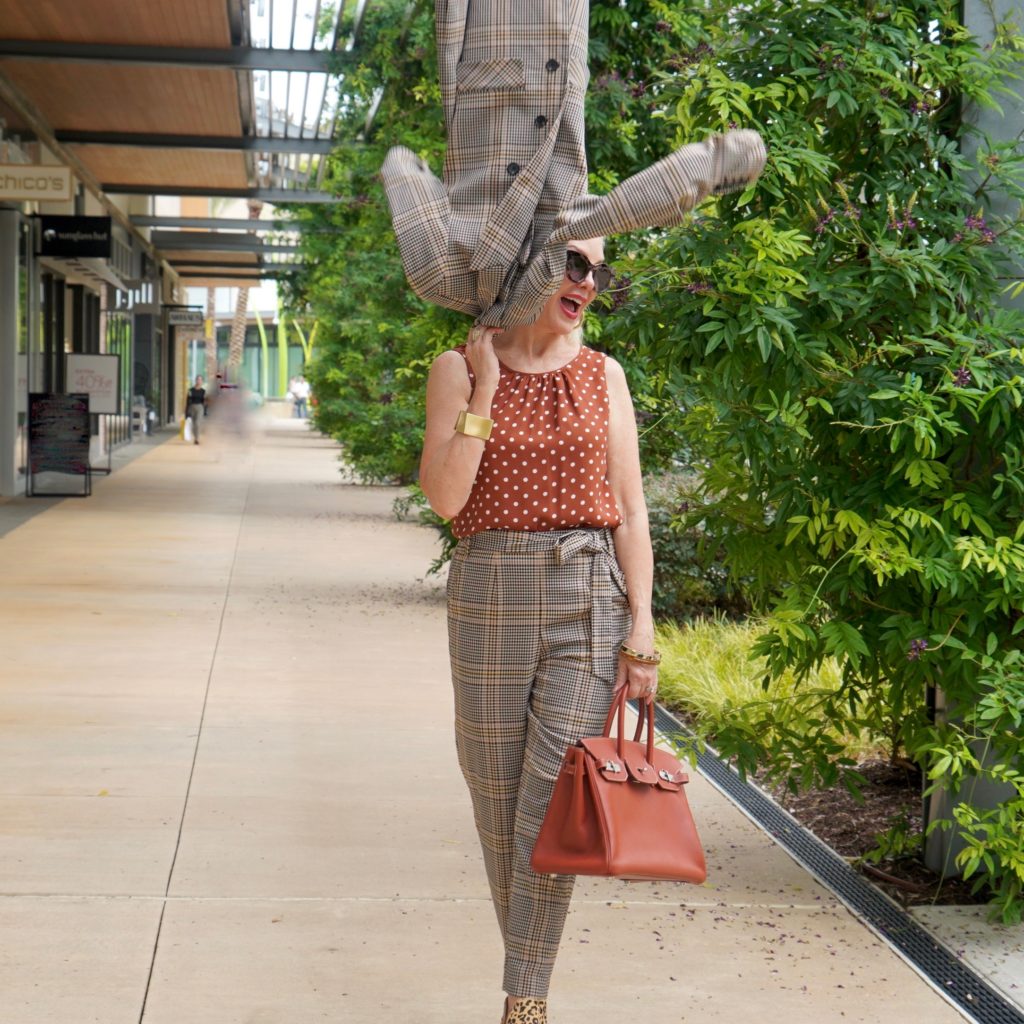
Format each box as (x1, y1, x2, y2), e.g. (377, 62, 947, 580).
(455, 409, 493, 441)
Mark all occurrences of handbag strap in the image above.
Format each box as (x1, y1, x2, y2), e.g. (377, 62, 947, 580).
(602, 687, 656, 762)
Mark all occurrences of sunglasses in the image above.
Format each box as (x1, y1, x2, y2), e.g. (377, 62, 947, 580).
(565, 250, 614, 293)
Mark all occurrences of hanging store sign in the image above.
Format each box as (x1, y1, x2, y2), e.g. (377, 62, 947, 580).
(0, 164, 73, 202)
(38, 215, 112, 258)
(165, 307, 204, 327)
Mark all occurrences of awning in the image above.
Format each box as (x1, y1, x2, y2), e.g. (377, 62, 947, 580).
(0, 0, 364, 285)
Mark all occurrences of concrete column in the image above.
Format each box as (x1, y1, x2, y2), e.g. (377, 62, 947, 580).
(924, 2, 1024, 874)
(0, 208, 19, 497)
(963, 0, 1023, 311)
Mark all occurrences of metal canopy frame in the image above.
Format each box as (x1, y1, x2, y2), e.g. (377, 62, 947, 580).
(132, 216, 304, 231)
(0, 40, 347, 73)
(56, 131, 338, 155)
(0, 0, 369, 283)
(101, 185, 345, 202)
(171, 264, 301, 273)
(150, 235, 301, 254)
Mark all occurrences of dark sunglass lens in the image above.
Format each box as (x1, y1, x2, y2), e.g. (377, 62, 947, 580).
(593, 265, 613, 293)
(565, 251, 587, 283)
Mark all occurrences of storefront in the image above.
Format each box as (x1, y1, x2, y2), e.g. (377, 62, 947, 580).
(0, 188, 162, 496)
(0, 206, 31, 497)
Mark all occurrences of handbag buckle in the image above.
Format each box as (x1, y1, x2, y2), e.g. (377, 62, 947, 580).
(658, 769, 675, 782)
(603, 760, 623, 774)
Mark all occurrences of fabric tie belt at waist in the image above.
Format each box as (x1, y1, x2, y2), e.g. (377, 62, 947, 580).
(555, 531, 625, 678)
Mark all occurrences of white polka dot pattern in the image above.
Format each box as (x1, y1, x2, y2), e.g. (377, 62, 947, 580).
(452, 346, 622, 538)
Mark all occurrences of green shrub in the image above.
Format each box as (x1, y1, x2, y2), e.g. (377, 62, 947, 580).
(646, 474, 751, 621)
(656, 618, 873, 792)
(610, 0, 1024, 920)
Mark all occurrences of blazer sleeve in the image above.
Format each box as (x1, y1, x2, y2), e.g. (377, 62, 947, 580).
(551, 130, 767, 243)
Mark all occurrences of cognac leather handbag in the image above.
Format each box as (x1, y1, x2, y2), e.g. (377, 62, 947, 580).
(531, 688, 707, 883)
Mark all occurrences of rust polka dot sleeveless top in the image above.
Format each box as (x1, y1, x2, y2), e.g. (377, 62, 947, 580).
(451, 344, 623, 539)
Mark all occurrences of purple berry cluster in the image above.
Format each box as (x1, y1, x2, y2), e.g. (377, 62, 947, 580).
(890, 214, 918, 231)
(907, 638, 928, 661)
(815, 192, 861, 235)
(815, 208, 837, 234)
(909, 97, 935, 115)
(953, 367, 973, 388)
(816, 46, 847, 77)
(888, 209, 918, 231)
(953, 214, 996, 246)
(593, 70, 623, 93)
(608, 274, 632, 311)
(668, 42, 714, 69)
(685, 280, 712, 294)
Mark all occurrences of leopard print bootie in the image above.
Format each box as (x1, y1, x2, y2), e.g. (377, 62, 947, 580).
(503, 998, 547, 1024)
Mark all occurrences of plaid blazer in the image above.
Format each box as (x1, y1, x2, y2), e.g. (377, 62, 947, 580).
(381, 0, 767, 328)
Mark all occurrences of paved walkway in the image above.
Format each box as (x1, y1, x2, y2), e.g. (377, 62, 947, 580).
(0, 422, 971, 1023)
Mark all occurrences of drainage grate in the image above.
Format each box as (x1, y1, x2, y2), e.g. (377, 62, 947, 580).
(647, 700, 1024, 1024)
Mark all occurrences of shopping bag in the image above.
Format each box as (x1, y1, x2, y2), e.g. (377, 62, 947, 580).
(183, 416, 194, 442)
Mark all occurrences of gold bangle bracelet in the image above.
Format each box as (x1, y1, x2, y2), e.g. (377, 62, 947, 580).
(454, 409, 493, 441)
(619, 643, 662, 666)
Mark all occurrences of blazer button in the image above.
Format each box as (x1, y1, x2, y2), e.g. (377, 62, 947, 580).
(545, 58, 560, 72)
(534, 115, 548, 128)
(506, 162, 521, 176)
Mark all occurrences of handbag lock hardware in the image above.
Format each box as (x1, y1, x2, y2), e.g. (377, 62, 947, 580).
(658, 769, 674, 782)
(603, 760, 623, 773)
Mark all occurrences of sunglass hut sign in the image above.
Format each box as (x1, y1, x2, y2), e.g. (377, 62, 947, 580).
(39, 216, 112, 258)
(0, 164, 73, 202)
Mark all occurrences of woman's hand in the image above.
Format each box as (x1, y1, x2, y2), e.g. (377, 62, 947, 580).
(465, 325, 501, 393)
(616, 644, 659, 703)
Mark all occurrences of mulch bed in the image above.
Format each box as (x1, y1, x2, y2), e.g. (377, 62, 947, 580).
(758, 759, 989, 908)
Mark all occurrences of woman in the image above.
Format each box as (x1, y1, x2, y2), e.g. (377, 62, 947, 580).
(420, 237, 659, 1024)
(186, 375, 206, 445)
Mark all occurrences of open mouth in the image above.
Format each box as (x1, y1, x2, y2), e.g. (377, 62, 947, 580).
(560, 296, 582, 318)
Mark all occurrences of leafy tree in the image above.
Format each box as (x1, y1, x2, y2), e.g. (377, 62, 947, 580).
(280, 0, 451, 482)
(605, 0, 1024, 919)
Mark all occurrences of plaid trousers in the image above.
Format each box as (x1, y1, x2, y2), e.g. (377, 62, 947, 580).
(447, 527, 631, 998)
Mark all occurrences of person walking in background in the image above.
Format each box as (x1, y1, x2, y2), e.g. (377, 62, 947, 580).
(290, 374, 311, 418)
(186, 375, 206, 445)
(419, 238, 659, 1024)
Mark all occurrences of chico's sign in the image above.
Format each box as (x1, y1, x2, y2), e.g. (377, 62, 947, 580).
(0, 164, 73, 201)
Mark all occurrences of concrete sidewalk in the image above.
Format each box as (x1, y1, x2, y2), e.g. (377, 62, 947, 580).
(0, 422, 969, 1023)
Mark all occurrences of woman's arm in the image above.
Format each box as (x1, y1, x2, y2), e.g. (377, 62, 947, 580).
(605, 357, 659, 701)
(419, 327, 501, 520)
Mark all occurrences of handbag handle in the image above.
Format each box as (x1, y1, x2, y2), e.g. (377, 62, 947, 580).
(602, 687, 656, 763)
